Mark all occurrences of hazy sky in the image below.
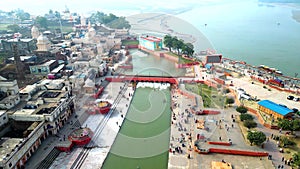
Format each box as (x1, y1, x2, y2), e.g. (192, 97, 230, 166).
(0, 0, 223, 16)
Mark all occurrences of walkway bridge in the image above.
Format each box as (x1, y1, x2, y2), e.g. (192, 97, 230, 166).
(105, 75, 178, 84)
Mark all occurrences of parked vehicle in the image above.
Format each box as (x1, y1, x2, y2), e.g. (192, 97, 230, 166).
(287, 95, 294, 100)
(293, 97, 300, 102)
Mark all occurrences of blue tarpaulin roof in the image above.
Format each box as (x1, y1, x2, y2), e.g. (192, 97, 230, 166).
(258, 100, 293, 116)
(205, 64, 212, 69)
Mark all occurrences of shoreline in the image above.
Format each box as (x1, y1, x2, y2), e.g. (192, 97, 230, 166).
(127, 13, 214, 52)
(127, 12, 300, 80)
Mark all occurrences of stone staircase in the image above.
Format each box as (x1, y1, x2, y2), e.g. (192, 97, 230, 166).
(36, 148, 61, 169)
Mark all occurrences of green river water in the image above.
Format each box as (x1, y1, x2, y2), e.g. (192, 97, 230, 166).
(102, 87, 172, 169)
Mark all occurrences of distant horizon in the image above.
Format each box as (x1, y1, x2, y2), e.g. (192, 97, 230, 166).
(0, 0, 229, 16)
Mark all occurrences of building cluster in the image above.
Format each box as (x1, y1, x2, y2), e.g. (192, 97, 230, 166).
(0, 15, 131, 169)
(0, 76, 74, 169)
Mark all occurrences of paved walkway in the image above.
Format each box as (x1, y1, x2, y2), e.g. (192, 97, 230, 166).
(168, 84, 275, 169)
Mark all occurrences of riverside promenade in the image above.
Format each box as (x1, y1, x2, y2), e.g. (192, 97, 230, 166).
(168, 83, 274, 169)
(25, 82, 134, 169)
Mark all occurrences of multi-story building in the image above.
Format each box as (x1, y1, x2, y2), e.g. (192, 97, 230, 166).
(0, 78, 20, 110)
(1, 38, 37, 56)
(29, 60, 58, 75)
(0, 79, 75, 169)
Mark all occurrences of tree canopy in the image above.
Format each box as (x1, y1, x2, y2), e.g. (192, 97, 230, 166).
(7, 24, 21, 33)
(240, 113, 254, 121)
(163, 35, 173, 52)
(243, 120, 257, 129)
(225, 97, 235, 105)
(35, 16, 48, 29)
(236, 106, 248, 113)
(13, 9, 30, 21)
(163, 35, 194, 56)
(292, 152, 300, 168)
(277, 119, 300, 134)
(89, 12, 130, 29)
(247, 131, 266, 146)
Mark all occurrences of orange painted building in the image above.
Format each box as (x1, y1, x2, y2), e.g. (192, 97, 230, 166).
(257, 100, 293, 119)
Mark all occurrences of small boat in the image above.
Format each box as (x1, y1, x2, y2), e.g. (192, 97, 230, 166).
(258, 65, 283, 75)
(275, 70, 283, 75)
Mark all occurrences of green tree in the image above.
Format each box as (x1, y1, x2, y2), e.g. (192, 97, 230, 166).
(106, 17, 131, 29)
(240, 113, 254, 121)
(54, 11, 61, 19)
(35, 16, 48, 29)
(224, 88, 231, 94)
(280, 136, 296, 147)
(236, 106, 248, 113)
(172, 37, 184, 55)
(163, 35, 173, 51)
(292, 152, 300, 168)
(89, 11, 130, 29)
(7, 24, 21, 33)
(225, 97, 235, 105)
(277, 119, 300, 135)
(103, 13, 118, 24)
(247, 131, 266, 146)
(14, 9, 30, 21)
(182, 42, 194, 57)
(243, 120, 257, 129)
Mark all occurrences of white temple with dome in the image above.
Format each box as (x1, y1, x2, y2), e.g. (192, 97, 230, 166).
(85, 21, 96, 41)
(81, 14, 87, 26)
(36, 34, 51, 52)
(31, 26, 40, 39)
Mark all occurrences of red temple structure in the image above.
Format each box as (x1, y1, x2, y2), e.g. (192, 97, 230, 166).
(56, 127, 93, 152)
(87, 100, 112, 115)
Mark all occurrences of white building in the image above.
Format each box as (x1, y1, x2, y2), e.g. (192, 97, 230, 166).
(0, 79, 75, 169)
(0, 78, 20, 110)
(0, 110, 8, 127)
(36, 34, 51, 52)
(31, 26, 40, 39)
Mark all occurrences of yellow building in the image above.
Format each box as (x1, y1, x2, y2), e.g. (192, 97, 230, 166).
(258, 100, 294, 119)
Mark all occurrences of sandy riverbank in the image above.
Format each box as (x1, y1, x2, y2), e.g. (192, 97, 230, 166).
(126, 13, 214, 53)
(292, 10, 300, 23)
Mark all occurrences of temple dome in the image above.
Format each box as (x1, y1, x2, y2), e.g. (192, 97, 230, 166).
(31, 26, 40, 39)
(36, 34, 51, 51)
(37, 35, 49, 44)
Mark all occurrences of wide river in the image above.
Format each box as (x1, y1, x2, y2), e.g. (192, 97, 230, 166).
(177, 0, 300, 77)
(126, 0, 300, 77)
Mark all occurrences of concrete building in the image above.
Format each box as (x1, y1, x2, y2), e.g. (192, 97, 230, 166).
(0, 78, 20, 110)
(139, 35, 162, 51)
(257, 100, 294, 119)
(1, 39, 37, 56)
(0, 79, 75, 169)
(0, 121, 46, 169)
(0, 110, 8, 127)
(31, 26, 40, 39)
(29, 60, 58, 75)
(113, 28, 129, 39)
(36, 35, 51, 52)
